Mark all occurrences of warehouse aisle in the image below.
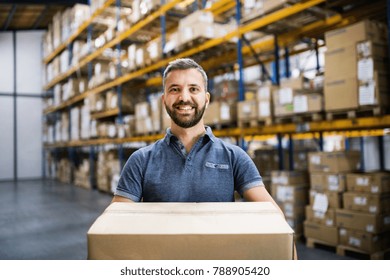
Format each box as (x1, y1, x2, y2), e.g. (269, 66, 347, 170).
(0, 180, 354, 260)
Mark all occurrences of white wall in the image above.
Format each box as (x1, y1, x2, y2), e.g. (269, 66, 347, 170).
(0, 31, 44, 180)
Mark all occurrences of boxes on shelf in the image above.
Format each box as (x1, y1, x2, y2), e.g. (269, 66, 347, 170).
(325, 20, 387, 50)
(97, 151, 121, 193)
(74, 159, 93, 189)
(52, 11, 62, 49)
(204, 101, 237, 127)
(305, 206, 336, 227)
(346, 172, 390, 194)
(178, 10, 215, 47)
(343, 192, 390, 214)
(271, 170, 309, 236)
(242, 0, 290, 22)
(324, 19, 388, 111)
(88, 202, 295, 260)
(303, 220, 339, 246)
(309, 190, 343, 209)
(336, 209, 390, 234)
(309, 172, 347, 193)
(70, 106, 80, 141)
(339, 228, 390, 253)
(80, 100, 91, 139)
(57, 158, 71, 184)
(135, 101, 153, 135)
(308, 151, 361, 173)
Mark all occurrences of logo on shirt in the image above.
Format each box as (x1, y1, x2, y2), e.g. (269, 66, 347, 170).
(205, 162, 229, 170)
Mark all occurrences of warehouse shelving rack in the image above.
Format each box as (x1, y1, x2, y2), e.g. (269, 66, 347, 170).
(42, 0, 390, 183)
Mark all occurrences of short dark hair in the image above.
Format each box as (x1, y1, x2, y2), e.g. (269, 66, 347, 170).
(162, 58, 208, 91)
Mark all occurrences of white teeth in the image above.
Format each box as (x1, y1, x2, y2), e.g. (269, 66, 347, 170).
(177, 106, 192, 110)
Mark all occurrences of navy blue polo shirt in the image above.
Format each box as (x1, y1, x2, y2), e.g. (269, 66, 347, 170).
(115, 126, 263, 202)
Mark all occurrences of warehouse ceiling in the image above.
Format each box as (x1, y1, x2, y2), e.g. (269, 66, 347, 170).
(0, 0, 387, 32)
(0, 0, 87, 31)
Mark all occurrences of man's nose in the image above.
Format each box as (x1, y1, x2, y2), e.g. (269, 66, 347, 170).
(179, 88, 191, 101)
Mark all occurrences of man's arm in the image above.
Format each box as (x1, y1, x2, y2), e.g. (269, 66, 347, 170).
(243, 185, 298, 260)
(243, 185, 284, 217)
(111, 195, 134, 203)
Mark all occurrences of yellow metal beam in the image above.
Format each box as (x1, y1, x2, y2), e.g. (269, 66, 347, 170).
(206, 0, 235, 14)
(43, 0, 116, 64)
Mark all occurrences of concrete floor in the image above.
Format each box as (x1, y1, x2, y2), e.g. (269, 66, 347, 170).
(0, 179, 354, 260)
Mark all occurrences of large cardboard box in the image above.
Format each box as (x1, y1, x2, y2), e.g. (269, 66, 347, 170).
(87, 202, 295, 260)
(336, 209, 390, 234)
(325, 20, 387, 50)
(310, 172, 347, 193)
(271, 185, 309, 205)
(339, 228, 390, 253)
(309, 190, 343, 209)
(305, 205, 336, 227)
(346, 172, 390, 194)
(203, 101, 237, 126)
(324, 77, 359, 111)
(325, 45, 357, 79)
(343, 192, 390, 214)
(271, 170, 309, 186)
(308, 151, 361, 173)
(303, 221, 338, 245)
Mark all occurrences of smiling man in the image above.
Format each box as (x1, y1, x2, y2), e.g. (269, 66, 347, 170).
(112, 58, 280, 206)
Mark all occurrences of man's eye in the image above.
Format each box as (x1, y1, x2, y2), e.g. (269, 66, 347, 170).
(190, 87, 199, 93)
(169, 88, 179, 93)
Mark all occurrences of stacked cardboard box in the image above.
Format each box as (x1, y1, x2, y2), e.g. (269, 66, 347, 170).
(271, 170, 309, 237)
(237, 84, 275, 126)
(336, 172, 390, 254)
(57, 158, 71, 184)
(356, 40, 389, 108)
(273, 77, 323, 118)
(97, 151, 121, 193)
(204, 101, 237, 128)
(74, 159, 93, 189)
(242, 0, 289, 22)
(135, 102, 153, 135)
(178, 10, 214, 47)
(304, 151, 361, 246)
(80, 100, 91, 140)
(324, 20, 388, 111)
(70, 106, 80, 141)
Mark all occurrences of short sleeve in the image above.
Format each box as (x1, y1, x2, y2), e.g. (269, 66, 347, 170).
(114, 150, 144, 202)
(232, 146, 263, 197)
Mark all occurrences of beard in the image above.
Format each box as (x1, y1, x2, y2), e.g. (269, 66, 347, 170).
(165, 100, 207, 128)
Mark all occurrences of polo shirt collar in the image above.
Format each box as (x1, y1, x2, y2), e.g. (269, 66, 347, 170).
(164, 126, 215, 145)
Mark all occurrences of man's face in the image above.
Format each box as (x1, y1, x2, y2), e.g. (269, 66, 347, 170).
(162, 68, 210, 128)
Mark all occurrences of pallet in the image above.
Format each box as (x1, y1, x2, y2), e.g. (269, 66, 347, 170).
(337, 245, 390, 260)
(306, 238, 337, 253)
(238, 117, 273, 128)
(274, 112, 323, 124)
(326, 106, 386, 121)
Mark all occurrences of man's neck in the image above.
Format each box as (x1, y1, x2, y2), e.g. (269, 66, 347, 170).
(170, 123, 206, 154)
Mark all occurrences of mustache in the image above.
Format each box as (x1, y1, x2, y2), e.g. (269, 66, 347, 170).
(173, 101, 196, 107)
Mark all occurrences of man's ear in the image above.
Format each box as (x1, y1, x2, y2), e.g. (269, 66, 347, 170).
(206, 92, 210, 108)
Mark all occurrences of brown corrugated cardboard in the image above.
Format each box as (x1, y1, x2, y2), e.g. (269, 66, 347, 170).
(237, 100, 258, 120)
(204, 102, 237, 126)
(339, 228, 390, 253)
(271, 170, 309, 186)
(325, 20, 387, 50)
(308, 151, 361, 173)
(324, 77, 359, 111)
(293, 92, 323, 114)
(325, 45, 357, 79)
(346, 172, 390, 194)
(279, 202, 306, 219)
(343, 192, 390, 214)
(336, 209, 390, 233)
(309, 190, 343, 209)
(357, 40, 389, 58)
(271, 185, 309, 205)
(310, 172, 347, 192)
(303, 221, 338, 245)
(305, 205, 336, 227)
(88, 202, 294, 260)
